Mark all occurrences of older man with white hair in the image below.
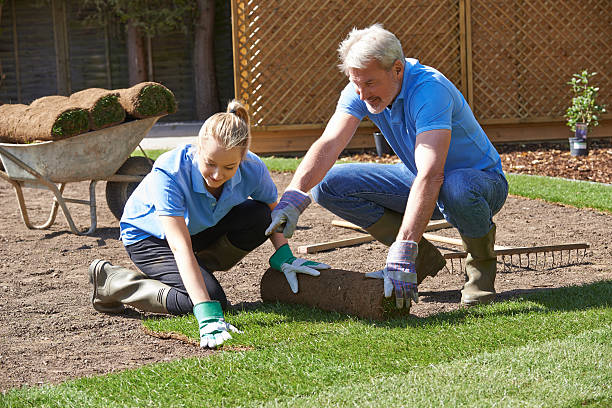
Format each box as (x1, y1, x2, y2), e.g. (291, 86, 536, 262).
(266, 24, 508, 309)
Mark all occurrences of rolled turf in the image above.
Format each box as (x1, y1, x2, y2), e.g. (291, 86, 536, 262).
(69, 88, 126, 130)
(0, 102, 90, 143)
(118, 81, 177, 119)
(260, 267, 412, 320)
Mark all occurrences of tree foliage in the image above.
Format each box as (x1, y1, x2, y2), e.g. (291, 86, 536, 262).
(82, 0, 197, 37)
(565, 70, 607, 133)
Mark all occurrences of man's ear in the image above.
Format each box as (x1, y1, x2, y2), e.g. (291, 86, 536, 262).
(393, 59, 403, 78)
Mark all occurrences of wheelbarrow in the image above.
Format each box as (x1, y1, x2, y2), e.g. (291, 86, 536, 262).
(0, 116, 162, 235)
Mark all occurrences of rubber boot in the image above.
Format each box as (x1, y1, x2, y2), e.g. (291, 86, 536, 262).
(88, 259, 169, 314)
(364, 209, 446, 284)
(460, 224, 497, 306)
(195, 235, 249, 272)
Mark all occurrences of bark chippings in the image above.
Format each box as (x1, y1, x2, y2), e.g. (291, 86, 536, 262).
(260, 267, 410, 320)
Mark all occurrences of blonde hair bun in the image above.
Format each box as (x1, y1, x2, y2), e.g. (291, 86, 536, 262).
(198, 99, 251, 155)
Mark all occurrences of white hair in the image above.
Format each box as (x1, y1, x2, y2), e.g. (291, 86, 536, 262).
(338, 23, 405, 75)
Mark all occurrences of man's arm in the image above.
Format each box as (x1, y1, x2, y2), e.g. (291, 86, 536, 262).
(288, 111, 361, 192)
(397, 128, 451, 243)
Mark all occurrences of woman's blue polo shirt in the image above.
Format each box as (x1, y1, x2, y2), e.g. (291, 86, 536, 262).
(119, 144, 277, 246)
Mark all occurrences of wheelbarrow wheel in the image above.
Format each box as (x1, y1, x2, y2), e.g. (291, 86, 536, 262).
(105, 156, 153, 221)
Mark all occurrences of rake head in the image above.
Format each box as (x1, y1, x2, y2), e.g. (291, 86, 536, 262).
(444, 244, 590, 274)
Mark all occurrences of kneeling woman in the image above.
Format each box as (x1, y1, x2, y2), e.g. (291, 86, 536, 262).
(89, 100, 329, 348)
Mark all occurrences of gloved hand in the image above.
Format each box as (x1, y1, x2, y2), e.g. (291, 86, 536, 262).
(265, 190, 311, 238)
(269, 244, 330, 293)
(193, 301, 241, 348)
(365, 240, 419, 308)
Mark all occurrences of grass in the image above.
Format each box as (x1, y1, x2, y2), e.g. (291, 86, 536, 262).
(507, 173, 612, 212)
(2, 281, 610, 407)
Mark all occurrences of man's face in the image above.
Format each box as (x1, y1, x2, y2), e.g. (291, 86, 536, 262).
(348, 59, 403, 114)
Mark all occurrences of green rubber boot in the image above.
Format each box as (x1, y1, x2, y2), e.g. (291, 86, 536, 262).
(195, 235, 250, 272)
(364, 209, 446, 284)
(88, 259, 169, 314)
(460, 224, 497, 306)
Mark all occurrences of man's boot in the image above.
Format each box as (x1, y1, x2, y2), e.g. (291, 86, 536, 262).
(88, 259, 170, 314)
(460, 224, 497, 305)
(195, 235, 249, 272)
(364, 209, 446, 284)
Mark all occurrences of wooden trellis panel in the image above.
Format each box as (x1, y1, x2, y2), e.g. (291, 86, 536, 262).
(232, 0, 464, 128)
(468, 0, 611, 123)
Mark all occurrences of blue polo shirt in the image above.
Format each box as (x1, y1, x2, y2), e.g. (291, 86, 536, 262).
(119, 144, 277, 246)
(337, 58, 503, 175)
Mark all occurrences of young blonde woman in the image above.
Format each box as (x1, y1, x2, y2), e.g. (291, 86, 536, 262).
(89, 100, 329, 348)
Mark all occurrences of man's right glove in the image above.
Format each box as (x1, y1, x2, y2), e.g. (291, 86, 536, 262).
(365, 240, 419, 309)
(265, 189, 311, 238)
(193, 301, 241, 348)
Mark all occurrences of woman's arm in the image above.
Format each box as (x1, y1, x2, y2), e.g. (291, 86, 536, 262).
(268, 201, 289, 249)
(159, 215, 210, 304)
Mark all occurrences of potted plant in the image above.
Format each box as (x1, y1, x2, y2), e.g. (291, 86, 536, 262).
(565, 70, 606, 156)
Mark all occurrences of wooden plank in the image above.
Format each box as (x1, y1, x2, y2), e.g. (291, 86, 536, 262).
(331, 219, 452, 233)
(422, 233, 510, 250)
(297, 235, 375, 254)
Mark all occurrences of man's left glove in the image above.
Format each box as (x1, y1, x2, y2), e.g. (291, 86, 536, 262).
(193, 301, 241, 348)
(265, 190, 311, 238)
(269, 244, 330, 293)
(365, 240, 419, 309)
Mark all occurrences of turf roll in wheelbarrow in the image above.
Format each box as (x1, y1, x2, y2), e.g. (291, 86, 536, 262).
(0, 102, 89, 143)
(69, 88, 126, 130)
(260, 267, 411, 320)
(118, 82, 177, 119)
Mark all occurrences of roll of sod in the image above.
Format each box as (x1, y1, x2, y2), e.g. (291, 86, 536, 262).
(0, 102, 89, 143)
(260, 267, 411, 320)
(118, 81, 177, 119)
(69, 88, 125, 130)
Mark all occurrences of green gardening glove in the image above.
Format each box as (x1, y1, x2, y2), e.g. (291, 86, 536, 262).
(269, 244, 331, 293)
(193, 301, 241, 348)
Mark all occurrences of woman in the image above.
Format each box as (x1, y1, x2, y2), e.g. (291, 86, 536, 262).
(89, 100, 329, 348)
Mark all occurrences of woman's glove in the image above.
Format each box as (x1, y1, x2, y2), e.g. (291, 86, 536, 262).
(269, 244, 330, 293)
(193, 301, 241, 348)
(365, 240, 418, 309)
(265, 190, 311, 238)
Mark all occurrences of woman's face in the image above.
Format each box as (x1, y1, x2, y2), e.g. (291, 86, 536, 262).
(197, 137, 243, 192)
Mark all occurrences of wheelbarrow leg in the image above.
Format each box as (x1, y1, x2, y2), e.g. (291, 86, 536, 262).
(11, 180, 61, 230)
(50, 180, 98, 235)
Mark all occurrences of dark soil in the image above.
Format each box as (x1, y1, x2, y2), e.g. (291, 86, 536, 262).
(1, 141, 611, 392)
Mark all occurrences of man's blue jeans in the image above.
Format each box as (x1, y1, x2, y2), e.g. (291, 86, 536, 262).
(311, 163, 508, 239)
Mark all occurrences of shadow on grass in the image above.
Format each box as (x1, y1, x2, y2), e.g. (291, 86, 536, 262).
(228, 280, 611, 329)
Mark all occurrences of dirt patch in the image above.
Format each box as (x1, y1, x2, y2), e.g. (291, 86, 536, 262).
(1, 147, 611, 392)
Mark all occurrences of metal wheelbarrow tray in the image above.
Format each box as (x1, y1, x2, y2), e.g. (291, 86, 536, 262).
(0, 117, 161, 235)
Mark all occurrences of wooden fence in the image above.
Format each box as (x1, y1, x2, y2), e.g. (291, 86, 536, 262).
(232, 0, 611, 153)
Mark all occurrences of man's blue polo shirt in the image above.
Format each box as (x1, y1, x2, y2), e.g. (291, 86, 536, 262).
(337, 58, 503, 175)
(120, 144, 277, 246)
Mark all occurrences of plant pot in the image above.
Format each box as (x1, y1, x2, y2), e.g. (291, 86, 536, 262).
(373, 132, 393, 156)
(568, 137, 588, 156)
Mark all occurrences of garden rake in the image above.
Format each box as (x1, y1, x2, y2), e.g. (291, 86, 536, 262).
(422, 233, 590, 274)
(324, 219, 590, 273)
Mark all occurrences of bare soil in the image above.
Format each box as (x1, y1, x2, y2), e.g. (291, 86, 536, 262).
(1, 141, 611, 392)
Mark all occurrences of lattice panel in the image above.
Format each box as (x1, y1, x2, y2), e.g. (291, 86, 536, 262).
(470, 0, 612, 121)
(232, 0, 463, 127)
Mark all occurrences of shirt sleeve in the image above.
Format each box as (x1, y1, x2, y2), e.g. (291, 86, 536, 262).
(336, 82, 368, 120)
(411, 81, 454, 135)
(248, 156, 278, 204)
(148, 168, 186, 217)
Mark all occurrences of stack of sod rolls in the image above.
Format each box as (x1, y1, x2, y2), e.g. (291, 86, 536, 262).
(0, 82, 176, 144)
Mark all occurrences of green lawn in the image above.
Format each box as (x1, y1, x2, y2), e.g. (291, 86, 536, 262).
(2, 282, 610, 407)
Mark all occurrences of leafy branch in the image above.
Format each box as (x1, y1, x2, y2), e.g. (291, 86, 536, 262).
(565, 70, 606, 133)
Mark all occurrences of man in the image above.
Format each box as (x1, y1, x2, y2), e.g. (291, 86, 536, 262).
(266, 24, 508, 308)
